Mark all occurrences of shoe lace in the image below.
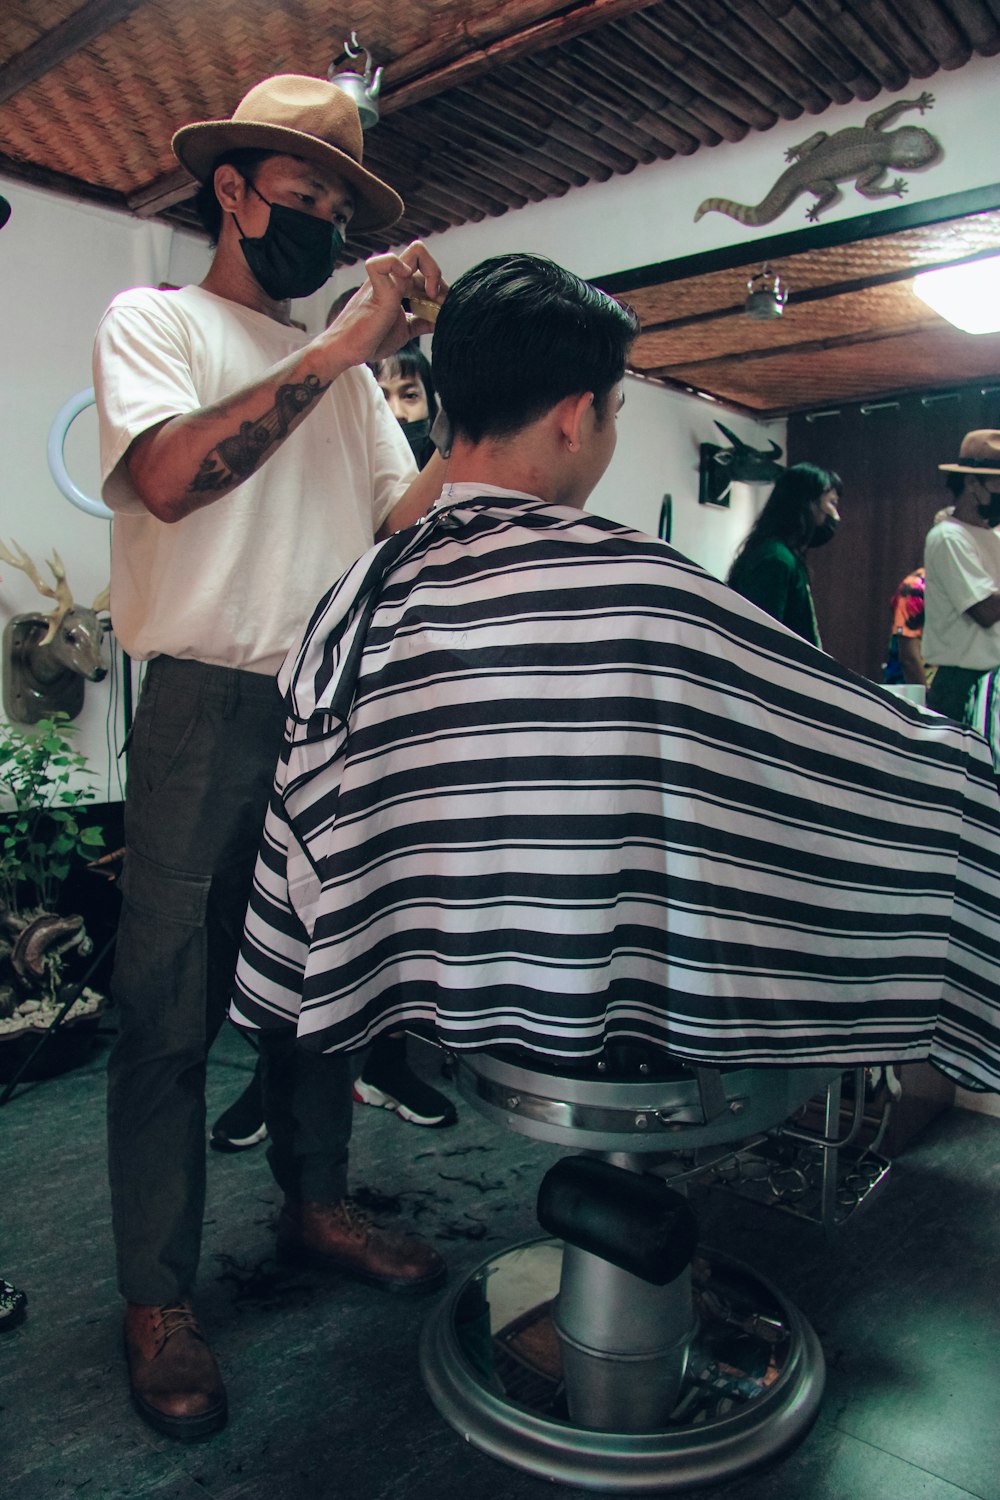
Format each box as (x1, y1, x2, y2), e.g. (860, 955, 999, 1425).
(158, 1303, 202, 1344)
(338, 1198, 375, 1238)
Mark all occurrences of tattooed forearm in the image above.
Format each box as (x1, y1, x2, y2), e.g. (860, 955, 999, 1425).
(189, 374, 330, 493)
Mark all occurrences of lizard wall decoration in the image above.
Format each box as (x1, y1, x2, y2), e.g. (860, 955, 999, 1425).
(694, 93, 942, 228)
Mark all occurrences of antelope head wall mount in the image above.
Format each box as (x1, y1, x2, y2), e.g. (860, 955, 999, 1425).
(0, 540, 108, 724)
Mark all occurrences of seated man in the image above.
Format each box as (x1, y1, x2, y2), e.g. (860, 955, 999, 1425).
(233, 254, 1000, 1097)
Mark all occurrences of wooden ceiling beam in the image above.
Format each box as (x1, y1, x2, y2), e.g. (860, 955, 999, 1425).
(0, 0, 143, 108)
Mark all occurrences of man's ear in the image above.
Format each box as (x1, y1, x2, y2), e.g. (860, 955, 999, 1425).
(560, 391, 594, 453)
(213, 163, 249, 217)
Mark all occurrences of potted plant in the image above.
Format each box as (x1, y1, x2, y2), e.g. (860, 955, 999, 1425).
(0, 713, 106, 1061)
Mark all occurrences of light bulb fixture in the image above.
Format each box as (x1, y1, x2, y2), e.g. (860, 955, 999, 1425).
(912, 254, 1000, 334)
(328, 32, 383, 130)
(745, 263, 786, 320)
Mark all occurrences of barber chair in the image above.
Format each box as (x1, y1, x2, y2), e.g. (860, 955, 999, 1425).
(420, 1046, 858, 1492)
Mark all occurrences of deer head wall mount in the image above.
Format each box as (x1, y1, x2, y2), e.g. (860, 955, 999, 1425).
(0, 540, 108, 724)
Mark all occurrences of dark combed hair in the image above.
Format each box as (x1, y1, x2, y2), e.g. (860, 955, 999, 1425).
(432, 253, 639, 443)
(194, 148, 277, 244)
(727, 462, 837, 579)
(370, 343, 438, 426)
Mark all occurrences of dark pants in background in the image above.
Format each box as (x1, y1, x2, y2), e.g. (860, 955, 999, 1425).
(107, 656, 352, 1306)
(926, 664, 988, 724)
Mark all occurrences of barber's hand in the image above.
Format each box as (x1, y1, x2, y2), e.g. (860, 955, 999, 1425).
(323, 241, 447, 366)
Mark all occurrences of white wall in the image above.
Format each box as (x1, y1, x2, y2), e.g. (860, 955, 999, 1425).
(0, 185, 210, 793)
(2, 52, 997, 796)
(586, 375, 778, 581)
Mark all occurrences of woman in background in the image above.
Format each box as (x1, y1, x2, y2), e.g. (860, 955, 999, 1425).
(727, 463, 841, 647)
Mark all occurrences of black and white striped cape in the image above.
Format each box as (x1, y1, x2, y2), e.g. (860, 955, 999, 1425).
(232, 496, 1000, 1093)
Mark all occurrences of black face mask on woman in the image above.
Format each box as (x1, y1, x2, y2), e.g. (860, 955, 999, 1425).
(235, 183, 344, 301)
(809, 514, 839, 549)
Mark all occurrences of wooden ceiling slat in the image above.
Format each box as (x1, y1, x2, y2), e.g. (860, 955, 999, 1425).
(798, 0, 912, 90)
(558, 40, 699, 153)
(671, 0, 834, 115)
(638, 9, 783, 128)
(648, 2, 806, 121)
(620, 14, 753, 140)
(467, 75, 619, 181)
(940, 0, 1000, 53)
(593, 22, 728, 144)
(617, 13, 749, 141)
(873, 0, 971, 69)
(732, 0, 854, 104)
(428, 94, 587, 194)
(857, 1, 945, 77)
(434, 90, 590, 187)
(754, 0, 882, 99)
(384, 101, 552, 205)
(573, 30, 722, 147)
(517, 56, 657, 168)
(473, 74, 620, 180)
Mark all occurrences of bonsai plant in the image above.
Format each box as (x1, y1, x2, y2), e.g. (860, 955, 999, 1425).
(0, 713, 105, 1036)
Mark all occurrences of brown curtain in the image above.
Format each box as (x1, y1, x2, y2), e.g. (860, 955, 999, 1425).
(787, 384, 1000, 681)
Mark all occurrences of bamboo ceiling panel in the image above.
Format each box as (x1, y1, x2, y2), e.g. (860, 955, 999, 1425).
(630, 282, 945, 368)
(618, 209, 1000, 328)
(658, 327, 1000, 411)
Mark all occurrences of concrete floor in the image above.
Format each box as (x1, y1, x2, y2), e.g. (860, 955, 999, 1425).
(1, 1021, 998, 1500)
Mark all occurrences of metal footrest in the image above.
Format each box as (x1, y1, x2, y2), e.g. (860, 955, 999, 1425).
(702, 1136, 891, 1231)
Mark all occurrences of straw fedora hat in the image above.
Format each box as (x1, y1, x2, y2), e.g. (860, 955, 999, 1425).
(172, 74, 403, 233)
(939, 429, 1000, 475)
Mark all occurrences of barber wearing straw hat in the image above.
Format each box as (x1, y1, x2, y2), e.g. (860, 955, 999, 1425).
(93, 75, 447, 1441)
(924, 430, 1000, 735)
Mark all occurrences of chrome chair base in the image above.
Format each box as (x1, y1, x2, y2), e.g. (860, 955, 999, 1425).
(421, 1236, 825, 1493)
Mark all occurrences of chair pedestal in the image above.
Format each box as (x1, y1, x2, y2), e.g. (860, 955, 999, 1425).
(421, 1237, 825, 1492)
(420, 1053, 832, 1491)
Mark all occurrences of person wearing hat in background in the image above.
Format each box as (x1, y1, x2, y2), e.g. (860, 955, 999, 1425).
(923, 430, 1000, 754)
(92, 74, 448, 1443)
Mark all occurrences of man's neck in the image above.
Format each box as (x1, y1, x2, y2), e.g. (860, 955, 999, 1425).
(200, 244, 295, 325)
(445, 443, 580, 509)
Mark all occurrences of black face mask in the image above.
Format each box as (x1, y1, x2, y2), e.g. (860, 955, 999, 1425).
(809, 514, 839, 549)
(976, 493, 1000, 525)
(235, 184, 344, 301)
(399, 417, 433, 462)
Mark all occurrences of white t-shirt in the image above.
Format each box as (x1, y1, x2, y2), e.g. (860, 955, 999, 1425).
(93, 284, 416, 674)
(923, 517, 1000, 669)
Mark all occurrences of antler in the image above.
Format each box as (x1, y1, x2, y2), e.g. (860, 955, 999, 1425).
(0, 539, 75, 646)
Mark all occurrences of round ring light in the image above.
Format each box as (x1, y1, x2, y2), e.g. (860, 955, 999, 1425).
(47, 387, 112, 520)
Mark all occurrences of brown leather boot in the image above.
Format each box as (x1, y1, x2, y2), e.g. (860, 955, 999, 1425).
(277, 1198, 446, 1293)
(124, 1301, 227, 1441)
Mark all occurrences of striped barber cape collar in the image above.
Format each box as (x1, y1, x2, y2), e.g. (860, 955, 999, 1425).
(280, 489, 571, 729)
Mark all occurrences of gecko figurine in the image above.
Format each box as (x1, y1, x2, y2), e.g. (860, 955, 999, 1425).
(695, 93, 941, 227)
